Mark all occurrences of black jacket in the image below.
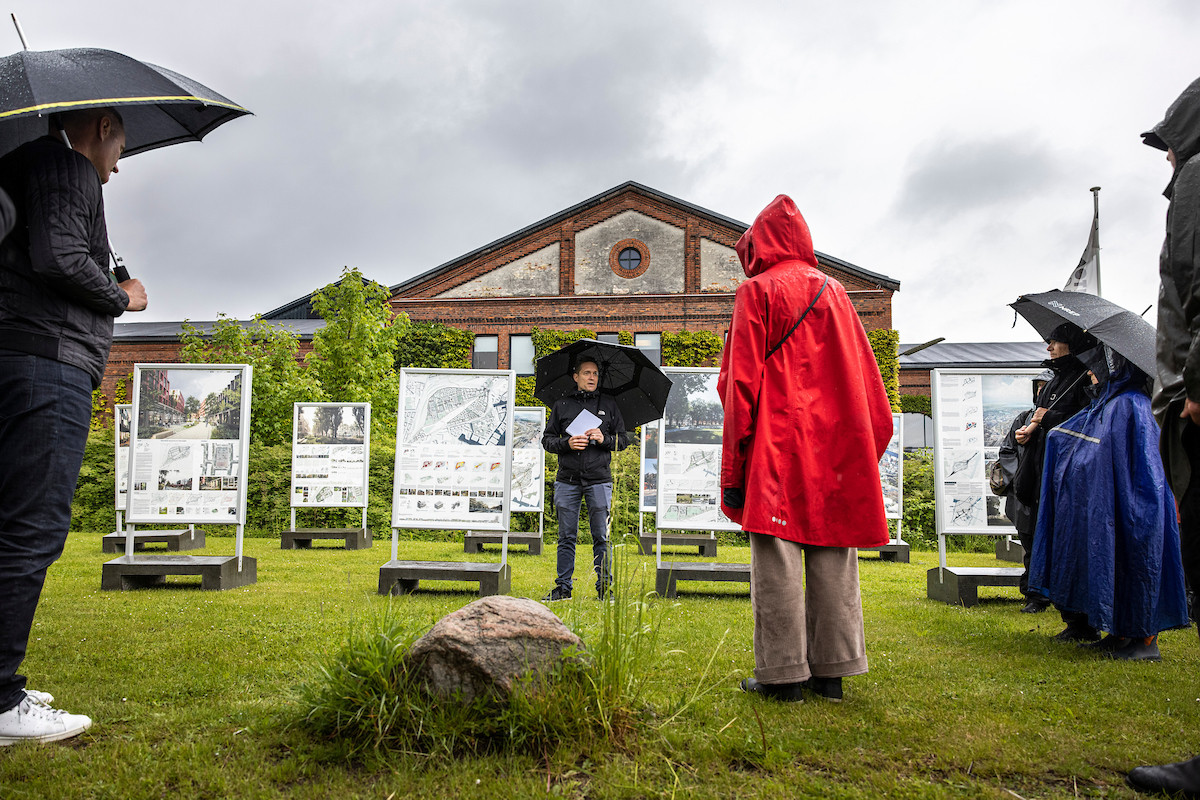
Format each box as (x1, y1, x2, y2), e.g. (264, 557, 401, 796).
(1013, 354, 1092, 506)
(0, 136, 129, 387)
(542, 391, 629, 486)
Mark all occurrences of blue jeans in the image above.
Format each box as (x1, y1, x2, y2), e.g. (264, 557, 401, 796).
(0, 353, 93, 712)
(553, 481, 612, 592)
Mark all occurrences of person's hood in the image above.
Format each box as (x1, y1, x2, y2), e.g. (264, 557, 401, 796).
(1078, 345, 1151, 402)
(1041, 353, 1083, 374)
(735, 194, 817, 278)
(1143, 75, 1200, 196)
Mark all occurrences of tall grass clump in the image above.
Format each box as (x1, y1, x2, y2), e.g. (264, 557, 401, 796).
(293, 543, 672, 760)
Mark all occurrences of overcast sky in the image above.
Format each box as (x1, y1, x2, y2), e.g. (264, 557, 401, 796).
(11, 1, 1199, 344)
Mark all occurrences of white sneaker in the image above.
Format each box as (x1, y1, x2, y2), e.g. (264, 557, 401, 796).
(23, 689, 54, 706)
(0, 696, 92, 745)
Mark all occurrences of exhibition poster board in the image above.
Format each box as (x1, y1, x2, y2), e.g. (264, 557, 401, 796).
(511, 407, 546, 513)
(114, 404, 131, 511)
(127, 364, 252, 526)
(639, 424, 658, 513)
(390, 369, 516, 532)
(881, 412, 903, 521)
(654, 367, 740, 532)
(932, 368, 1041, 535)
(290, 402, 371, 508)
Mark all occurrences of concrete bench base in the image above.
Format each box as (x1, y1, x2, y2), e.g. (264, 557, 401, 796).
(638, 533, 718, 558)
(378, 560, 510, 597)
(102, 529, 205, 553)
(282, 528, 372, 550)
(101, 555, 257, 591)
(926, 566, 1023, 607)
(996, 538, 1025, 563)
(464, 531, 542, 555)
(862, 541, 910, 563)
(656, 561, 750, 599)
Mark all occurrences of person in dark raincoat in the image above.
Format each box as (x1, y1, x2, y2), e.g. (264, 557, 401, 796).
(995, 371, 1051, 612)
(1128, 73, 1200, 797)
(718, 195, 892, 703)
(1028, 346, 1188, 661)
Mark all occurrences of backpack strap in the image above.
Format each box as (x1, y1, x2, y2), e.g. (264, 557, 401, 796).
(765, 275, 828, 360)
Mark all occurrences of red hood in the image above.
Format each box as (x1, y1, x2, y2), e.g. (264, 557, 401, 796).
(735, 194, 817, 278)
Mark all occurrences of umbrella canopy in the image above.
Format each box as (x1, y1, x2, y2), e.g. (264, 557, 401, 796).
(534, 339, 673, 429)
(1010, 289, 1156, 376)
(0, 48, 251, 157)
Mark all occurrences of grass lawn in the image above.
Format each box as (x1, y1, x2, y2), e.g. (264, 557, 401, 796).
(1, 530, 1196, 799)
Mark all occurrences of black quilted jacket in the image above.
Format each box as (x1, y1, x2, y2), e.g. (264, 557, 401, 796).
(0, 136, 128, 387)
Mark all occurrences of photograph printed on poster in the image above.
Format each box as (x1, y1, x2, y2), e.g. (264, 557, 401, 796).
(880, 415, 902, 518)
(137, 367, 243, 441)
(641, 425, 658, 512)
(510, 408, 545, 512)
(296, 404, 366, 445)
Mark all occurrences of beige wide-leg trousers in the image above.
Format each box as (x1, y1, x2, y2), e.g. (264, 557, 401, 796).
(749, 532, 868, 684)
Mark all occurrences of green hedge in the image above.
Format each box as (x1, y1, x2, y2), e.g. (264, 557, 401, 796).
(900, 393, 932, 416)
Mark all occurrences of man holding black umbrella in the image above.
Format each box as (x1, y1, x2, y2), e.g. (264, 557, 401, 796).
(0, 109, 147, 745)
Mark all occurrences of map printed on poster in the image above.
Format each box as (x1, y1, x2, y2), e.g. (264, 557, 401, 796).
(391, 369, 515, 531)
(127, 365, 251, 525)
(639, 425, 658, 513)
(655, 367, 739, 532)
(933, 369, 1040, 534)
(880, 412, 903, 520)
(291, 403, 370, 507)
(511, 407, 546, 512)
(114, 404, 131, 510)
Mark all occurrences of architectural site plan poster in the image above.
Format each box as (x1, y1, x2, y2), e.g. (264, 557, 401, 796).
(880, 412, 903, 521)
(640, 424, 658, 513)
(655, 367, 739, 532)
(127, 364, 252, 525)
(391, 369, 515, 531)
(290, 403, 371, 508)
(511, 407, 546, 513)
(114, 404, 131, 510)
(932, 368, 1041, 535)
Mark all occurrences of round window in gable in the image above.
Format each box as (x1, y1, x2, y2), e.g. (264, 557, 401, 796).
(609, 239, 650, 278)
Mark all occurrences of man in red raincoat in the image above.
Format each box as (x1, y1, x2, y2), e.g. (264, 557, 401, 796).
(719, 195, 892, 703)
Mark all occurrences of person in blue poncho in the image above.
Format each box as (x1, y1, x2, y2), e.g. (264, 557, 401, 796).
(1028, 345, 1189, 661)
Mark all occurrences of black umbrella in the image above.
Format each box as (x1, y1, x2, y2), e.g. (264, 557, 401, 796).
(0, 47, 251, 157)
(1010, 289, 1156, 376)
(534, 339, 674, 429)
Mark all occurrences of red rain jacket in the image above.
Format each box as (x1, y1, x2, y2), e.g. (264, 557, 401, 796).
(718, 195, 892, 547)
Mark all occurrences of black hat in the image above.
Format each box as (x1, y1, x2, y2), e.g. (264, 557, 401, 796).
(1046, 322, 1097, 354)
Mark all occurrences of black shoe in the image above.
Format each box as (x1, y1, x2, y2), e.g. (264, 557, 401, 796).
(802, 676, 843, 703)
(1053, 622, 1100, 642)
(739, 677, 804, 703)
(596, 581, 613, 601)
(542, 586, 571, 602)
(1020, 598, 1050, 614)
(1079, 634, 1130, 653)
(1111, 635, 1161, 662)
(1128, 754, 1200, 797)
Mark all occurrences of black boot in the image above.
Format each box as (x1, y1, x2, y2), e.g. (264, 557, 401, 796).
(739, 677, 804, 702)
(1128, 754, 1200, 797)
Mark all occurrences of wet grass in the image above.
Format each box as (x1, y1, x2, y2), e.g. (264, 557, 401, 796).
(0, 531, 1196, 798)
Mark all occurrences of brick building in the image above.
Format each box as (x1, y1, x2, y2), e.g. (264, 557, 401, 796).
(105, 181, 899, 397)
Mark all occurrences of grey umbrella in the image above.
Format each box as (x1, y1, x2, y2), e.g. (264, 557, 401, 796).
(1010, 290, 1156, 375)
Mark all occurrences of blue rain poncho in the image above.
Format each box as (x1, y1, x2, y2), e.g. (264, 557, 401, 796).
(1028, 357, 1189, 638)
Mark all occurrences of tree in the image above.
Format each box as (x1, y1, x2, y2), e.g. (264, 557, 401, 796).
(184, 395, 200, 420)
(315, 406, 342, 442)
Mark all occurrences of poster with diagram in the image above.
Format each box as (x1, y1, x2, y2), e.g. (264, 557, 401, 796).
(127, 364, 252, 525)
(511, 407, 546, 513)
(932, 368, 1042, 534)
(390, 369, 515, 531)
(880, 413, 903, 520)
(114, 404, 131, 510)
(290, 403, 370, 507)
(640, 424, 658, 513)
(655, 367, 739, 532)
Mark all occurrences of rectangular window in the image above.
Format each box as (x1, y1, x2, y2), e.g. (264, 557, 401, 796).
(597, 332, 620, 345)
(510, 334, 535, 376)
(472, 334, 498, 370)
(634, 332, 661, 366)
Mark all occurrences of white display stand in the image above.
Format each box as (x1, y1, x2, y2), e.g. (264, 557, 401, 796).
(862, 412, 909, 562)
(466, 406, 545, 555)
(651, 368, 746, 598)
(381, 369, 515, 596)
(102, 364, 255, 591)
(102, 404, 206, 553)
(282, 402, 372, 550)
(926, 368, 1041, 606)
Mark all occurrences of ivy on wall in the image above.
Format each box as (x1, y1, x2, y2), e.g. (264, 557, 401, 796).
(396, 320, 472, 370)
(899, 394, 931, 416)
(867, 329, 900, 412)
(661, 330, 723, 367)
